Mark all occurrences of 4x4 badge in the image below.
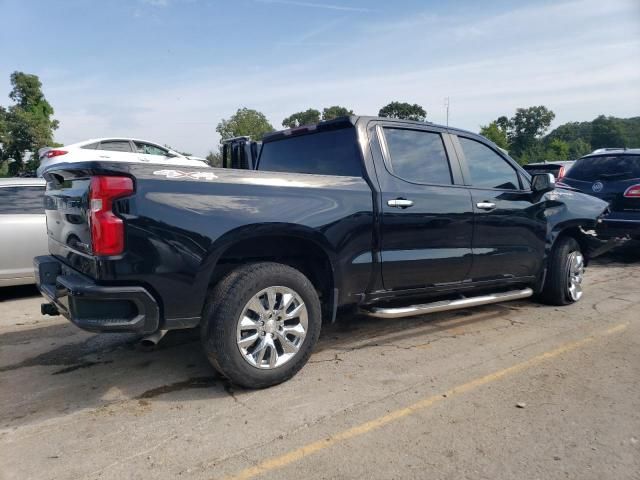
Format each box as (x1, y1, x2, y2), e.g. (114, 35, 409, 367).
(592, 181, 604, 192)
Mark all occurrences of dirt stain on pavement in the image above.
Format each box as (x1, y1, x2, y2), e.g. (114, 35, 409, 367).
(136, 376, 219, 399)
(51, 360, 114, 375)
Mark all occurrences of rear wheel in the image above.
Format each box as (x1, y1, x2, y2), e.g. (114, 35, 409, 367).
(540, 236, 585, 306)
(200, 262, 321, 388)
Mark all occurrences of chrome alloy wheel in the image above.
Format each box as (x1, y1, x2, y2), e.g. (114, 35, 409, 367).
(236, 286, 308, 369)
(567, 251, 585, 301)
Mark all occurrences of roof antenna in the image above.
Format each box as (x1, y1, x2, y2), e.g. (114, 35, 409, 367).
(444, 97, 450, 127)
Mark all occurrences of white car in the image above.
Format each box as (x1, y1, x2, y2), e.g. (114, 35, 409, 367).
(37, 138, 209, 176)
(0, 178, 48, 286)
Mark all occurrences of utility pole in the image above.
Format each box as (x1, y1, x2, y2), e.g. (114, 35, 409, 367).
(444, 97, 450, 127)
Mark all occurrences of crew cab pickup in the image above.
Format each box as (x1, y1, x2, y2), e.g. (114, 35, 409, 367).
(36, 116, 609, 388)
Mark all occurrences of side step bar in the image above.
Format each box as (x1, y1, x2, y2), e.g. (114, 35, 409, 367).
(361, 288, 533, 319)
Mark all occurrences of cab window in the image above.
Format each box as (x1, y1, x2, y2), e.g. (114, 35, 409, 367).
(459, 137, 519, 190)
(383, 128, 452, 185)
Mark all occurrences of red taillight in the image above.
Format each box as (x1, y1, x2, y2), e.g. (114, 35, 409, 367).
(557, 166, 566, 179)
(624, 184, 640, 198)
(89, 176, 134, 256)
(45, 149, 68, 158)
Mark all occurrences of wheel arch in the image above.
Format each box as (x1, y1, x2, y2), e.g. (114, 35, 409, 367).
(199, 224, 338, 321)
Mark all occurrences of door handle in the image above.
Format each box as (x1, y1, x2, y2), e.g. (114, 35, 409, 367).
(476, 201, 496, 210)
(387, 199, 414, 208)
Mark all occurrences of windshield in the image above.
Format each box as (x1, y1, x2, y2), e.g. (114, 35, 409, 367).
(565, 155, 640, 181)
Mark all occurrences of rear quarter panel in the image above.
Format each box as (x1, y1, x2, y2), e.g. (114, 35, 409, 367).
(45, 163, 374, 321)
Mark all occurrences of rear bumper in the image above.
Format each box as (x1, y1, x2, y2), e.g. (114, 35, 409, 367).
(597, 217, 640, 238)
(34, 255, 160, 334)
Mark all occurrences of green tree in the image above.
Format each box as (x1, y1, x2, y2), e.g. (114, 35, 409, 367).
(206, 149, 223, 168)
(0, 106, 7, 161)
(322, 105, 353, 121)
(282, 108, 321, 128)
(567, 138, 591, 159)
(216, 108, 274, 142)
(591, 115, 626, 149)
(545, 139, 570, 161)
(479, 121, 508, 150)
(378, 101, 427, 121)
(508, 106, 555, 157)
(1, 72, 59, 175)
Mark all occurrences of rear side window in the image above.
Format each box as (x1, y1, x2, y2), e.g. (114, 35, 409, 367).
(98, 140, 132, 152)
(258, 128, 362, 176)
(0, 186, 45, 214)
(81, 142, 99, 150)
(134, 142, 168, 156)
(459, 137, 520, 190)
(383, 128, 452, 185)
(566, 155, 640, 181)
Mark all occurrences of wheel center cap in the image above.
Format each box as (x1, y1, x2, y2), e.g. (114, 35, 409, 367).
(264, 319, 277, 334)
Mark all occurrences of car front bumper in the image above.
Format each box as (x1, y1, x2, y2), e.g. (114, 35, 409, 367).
(34, 255, 160, 334)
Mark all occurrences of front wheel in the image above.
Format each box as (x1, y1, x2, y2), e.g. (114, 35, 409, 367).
(539, 236, 585, 306)
(201, 262, 321, 388)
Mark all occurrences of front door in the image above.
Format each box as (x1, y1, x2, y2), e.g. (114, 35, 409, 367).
(375, 124, 474, 291)
(453, 135, 546, 282)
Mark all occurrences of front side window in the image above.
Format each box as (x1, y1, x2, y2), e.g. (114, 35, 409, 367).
(134, 142, 168, 156)
(459, 137, 519, 190)
(98, 140, 132, 153)
(0, 186, 45, 214)
(258, 127, 362, 177)
(383, 128, 452, 185)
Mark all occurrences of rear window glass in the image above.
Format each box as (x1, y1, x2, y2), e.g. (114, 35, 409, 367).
(98, 141, 132, 152)
(0, 186, 45, 214)
(566, 155, 640, 181)
(258, 128, 362, 177)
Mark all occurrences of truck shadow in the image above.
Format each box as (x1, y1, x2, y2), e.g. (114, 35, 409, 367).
(1, 301, 524, 429)
(0, 284, 40, 302)
(3, 241, 634, 429)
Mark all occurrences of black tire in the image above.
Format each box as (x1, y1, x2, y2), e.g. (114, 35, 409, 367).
(200, 262, 321, 388)
(539, 236, 584, 306)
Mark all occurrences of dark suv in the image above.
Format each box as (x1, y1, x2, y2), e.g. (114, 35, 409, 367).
(560, 148, 640, 239)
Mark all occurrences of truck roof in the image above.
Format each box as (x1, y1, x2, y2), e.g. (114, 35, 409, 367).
(262, 115, 481, 143)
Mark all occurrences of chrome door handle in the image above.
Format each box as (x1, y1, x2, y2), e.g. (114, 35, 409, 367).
(476, 201, 496, 210)
(387, 199, 414, 208)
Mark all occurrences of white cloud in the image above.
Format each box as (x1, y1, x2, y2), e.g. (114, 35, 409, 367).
(44, 0, 640, 155)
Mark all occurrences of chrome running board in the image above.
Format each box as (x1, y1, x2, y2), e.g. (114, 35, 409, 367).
(362, 288, 533, 319)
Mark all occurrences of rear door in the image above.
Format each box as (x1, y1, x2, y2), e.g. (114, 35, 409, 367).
(452, 134, 545, 282)
(374, 123, 474, 291)
(0, 184, 47, 283)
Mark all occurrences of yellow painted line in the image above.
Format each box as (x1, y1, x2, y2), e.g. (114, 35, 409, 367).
(224, 322, 629, 480)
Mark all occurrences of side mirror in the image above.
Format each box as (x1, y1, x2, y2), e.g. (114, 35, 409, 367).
(531, 173, 556, 193)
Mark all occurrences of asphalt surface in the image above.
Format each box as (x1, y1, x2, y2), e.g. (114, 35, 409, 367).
(1, 243, 639, 480)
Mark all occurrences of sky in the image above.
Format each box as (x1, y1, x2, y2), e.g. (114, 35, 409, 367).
(1, 0, 639, 156)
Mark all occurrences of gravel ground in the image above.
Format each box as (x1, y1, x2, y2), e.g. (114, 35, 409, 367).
(1, 243, 639, 480)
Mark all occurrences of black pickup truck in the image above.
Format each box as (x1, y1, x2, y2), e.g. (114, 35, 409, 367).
(36, 116, 609, 388)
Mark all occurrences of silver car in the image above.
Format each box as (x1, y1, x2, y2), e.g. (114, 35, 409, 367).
(0, 178, 48, 286)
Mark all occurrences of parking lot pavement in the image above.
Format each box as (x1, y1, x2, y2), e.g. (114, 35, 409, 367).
(1, 246, 639, 480)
